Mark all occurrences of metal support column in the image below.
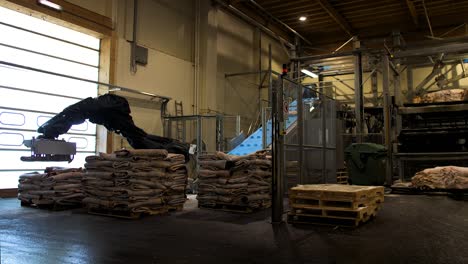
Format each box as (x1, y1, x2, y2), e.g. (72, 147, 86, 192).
(407, 66, 413, 102)
(318, 75, 324, 95)
(382, 55, 393, 185)
(258, 28, 263, 137)
(322, 94, 327, 183)
(294, 36, 304, 184)
(216, 115, 223, 151)
(130, 0, 139, 73)
(393, 68, 402, 143)
(235, 115, 241, 136)
(271, 45, 284, 223)
(163, 118, 170, 138)
(391, 31, 402, 183)
(268, 45, 273, 108)
(197, 115, 203, 157)
(297, 81, 304, 184)
(371, 70, 378, 106)
(261, 107, 267, 149)
(353, 39, 363, 142)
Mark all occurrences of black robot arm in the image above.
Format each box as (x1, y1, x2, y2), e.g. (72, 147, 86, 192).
(38, 94, 189, 158)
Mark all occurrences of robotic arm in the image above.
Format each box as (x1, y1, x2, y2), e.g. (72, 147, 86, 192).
(21, 94, 189, 162)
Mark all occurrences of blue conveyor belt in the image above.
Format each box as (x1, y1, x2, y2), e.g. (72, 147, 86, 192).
(228, 100, 301, 156)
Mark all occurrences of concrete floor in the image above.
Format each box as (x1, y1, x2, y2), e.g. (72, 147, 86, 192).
(0, 194, 467, 264)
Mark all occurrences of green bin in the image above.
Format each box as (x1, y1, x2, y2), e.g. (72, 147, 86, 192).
(344, 143, 387, 185)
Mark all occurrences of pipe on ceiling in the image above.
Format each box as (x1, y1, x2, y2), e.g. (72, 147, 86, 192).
(212, 0, 294, 48)
(394, 42, 468, 58)
(292, 50, 356, 62)
(246, 0, 313, 46)
(130, 0, 138, 74)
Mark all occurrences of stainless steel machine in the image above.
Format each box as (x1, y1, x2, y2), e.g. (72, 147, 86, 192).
(396, 101, 468, 180)
(21, 138, 77, 162)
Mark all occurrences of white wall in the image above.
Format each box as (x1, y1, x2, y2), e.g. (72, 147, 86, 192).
(64, 0, 288, 149)
(216, 9, 288, 134)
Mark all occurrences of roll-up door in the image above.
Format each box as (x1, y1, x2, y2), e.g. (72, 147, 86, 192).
(0, 6, 100, 189)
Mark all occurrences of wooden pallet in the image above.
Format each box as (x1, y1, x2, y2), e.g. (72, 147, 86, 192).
(167, 204, 184, 212)
(290, 195, 384, 210)
(288, 184, 383, 226)
(287, 209, 377, 227)
(290, 184, 384, 206)
(290, 204, 379, 220)
(87, 206, 168, 219)
(336, 170, 349, 184)
(198, 202, 269, 213)
(20, 201, 83, 211)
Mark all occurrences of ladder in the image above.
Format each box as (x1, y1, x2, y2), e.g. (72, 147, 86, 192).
(174, 101, 184, 141)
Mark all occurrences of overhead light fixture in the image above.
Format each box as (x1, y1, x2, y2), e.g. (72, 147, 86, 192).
(299, 16, 307, 21)
(38, 0, 62, 11)
(301, 69, 318, 78)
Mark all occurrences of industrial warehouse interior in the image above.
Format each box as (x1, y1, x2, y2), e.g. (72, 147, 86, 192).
(0, 0, 467, 263)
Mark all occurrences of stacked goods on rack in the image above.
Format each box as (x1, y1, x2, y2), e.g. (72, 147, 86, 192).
(288, 184, 384, 227)
(18, 167, 84, 208)
(83, 149, 188, 218)
(411, 166, 468, 189)
(413, 89, 468, 103)
(196, 151, 272, 212)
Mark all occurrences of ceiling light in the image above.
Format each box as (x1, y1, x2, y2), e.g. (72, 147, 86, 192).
(299, 16, 307, 21)
(301, 69, 318, 78)
(38, 0, 62, 11)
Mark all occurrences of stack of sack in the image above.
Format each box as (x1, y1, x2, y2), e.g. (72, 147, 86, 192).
(18, 167, 84, 206)
(197, 151, 272, 209)
(82, 149, 188, 214)
(412, 166, 468, 189)
(413, 88, 468, 103)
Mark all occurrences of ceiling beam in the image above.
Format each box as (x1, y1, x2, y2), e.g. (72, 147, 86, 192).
(215, 0, 294, 47)
(316, 0, 354, 37)
(245, 0, 314, 46)
(406, 0, 419, 25)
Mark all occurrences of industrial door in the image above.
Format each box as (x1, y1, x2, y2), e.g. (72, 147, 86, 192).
(0, 6, 100, 189)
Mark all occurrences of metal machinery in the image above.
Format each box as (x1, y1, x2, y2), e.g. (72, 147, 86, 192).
(20, 87, 190, 162)
(162, 114, 241, 157)
(392, 40, 468, 181)
(289, 36, 468, 189)
(21, 138, 76, 162)
(341, 106, 384, 148)
(396, 101, 468, 180)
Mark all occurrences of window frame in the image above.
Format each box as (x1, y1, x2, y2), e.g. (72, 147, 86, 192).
(0, 0, 115, 197)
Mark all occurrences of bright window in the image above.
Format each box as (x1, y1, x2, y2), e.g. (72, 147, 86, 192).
(0, 6, 100, 189)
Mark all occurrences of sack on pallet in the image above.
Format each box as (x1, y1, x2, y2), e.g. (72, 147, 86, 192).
(196, 150, 272, 210)
(18, 168, 84, 206)
(82, 149, 188, 215)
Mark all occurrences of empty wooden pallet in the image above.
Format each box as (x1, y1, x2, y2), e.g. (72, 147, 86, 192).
(198, 201, 270, 213)
(21, 201, 83, 211)
(336, 169, 349, 184)
(287, 210, 378, 227)
(87, 205, 169, 219)
(288, 184, 384, 227)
